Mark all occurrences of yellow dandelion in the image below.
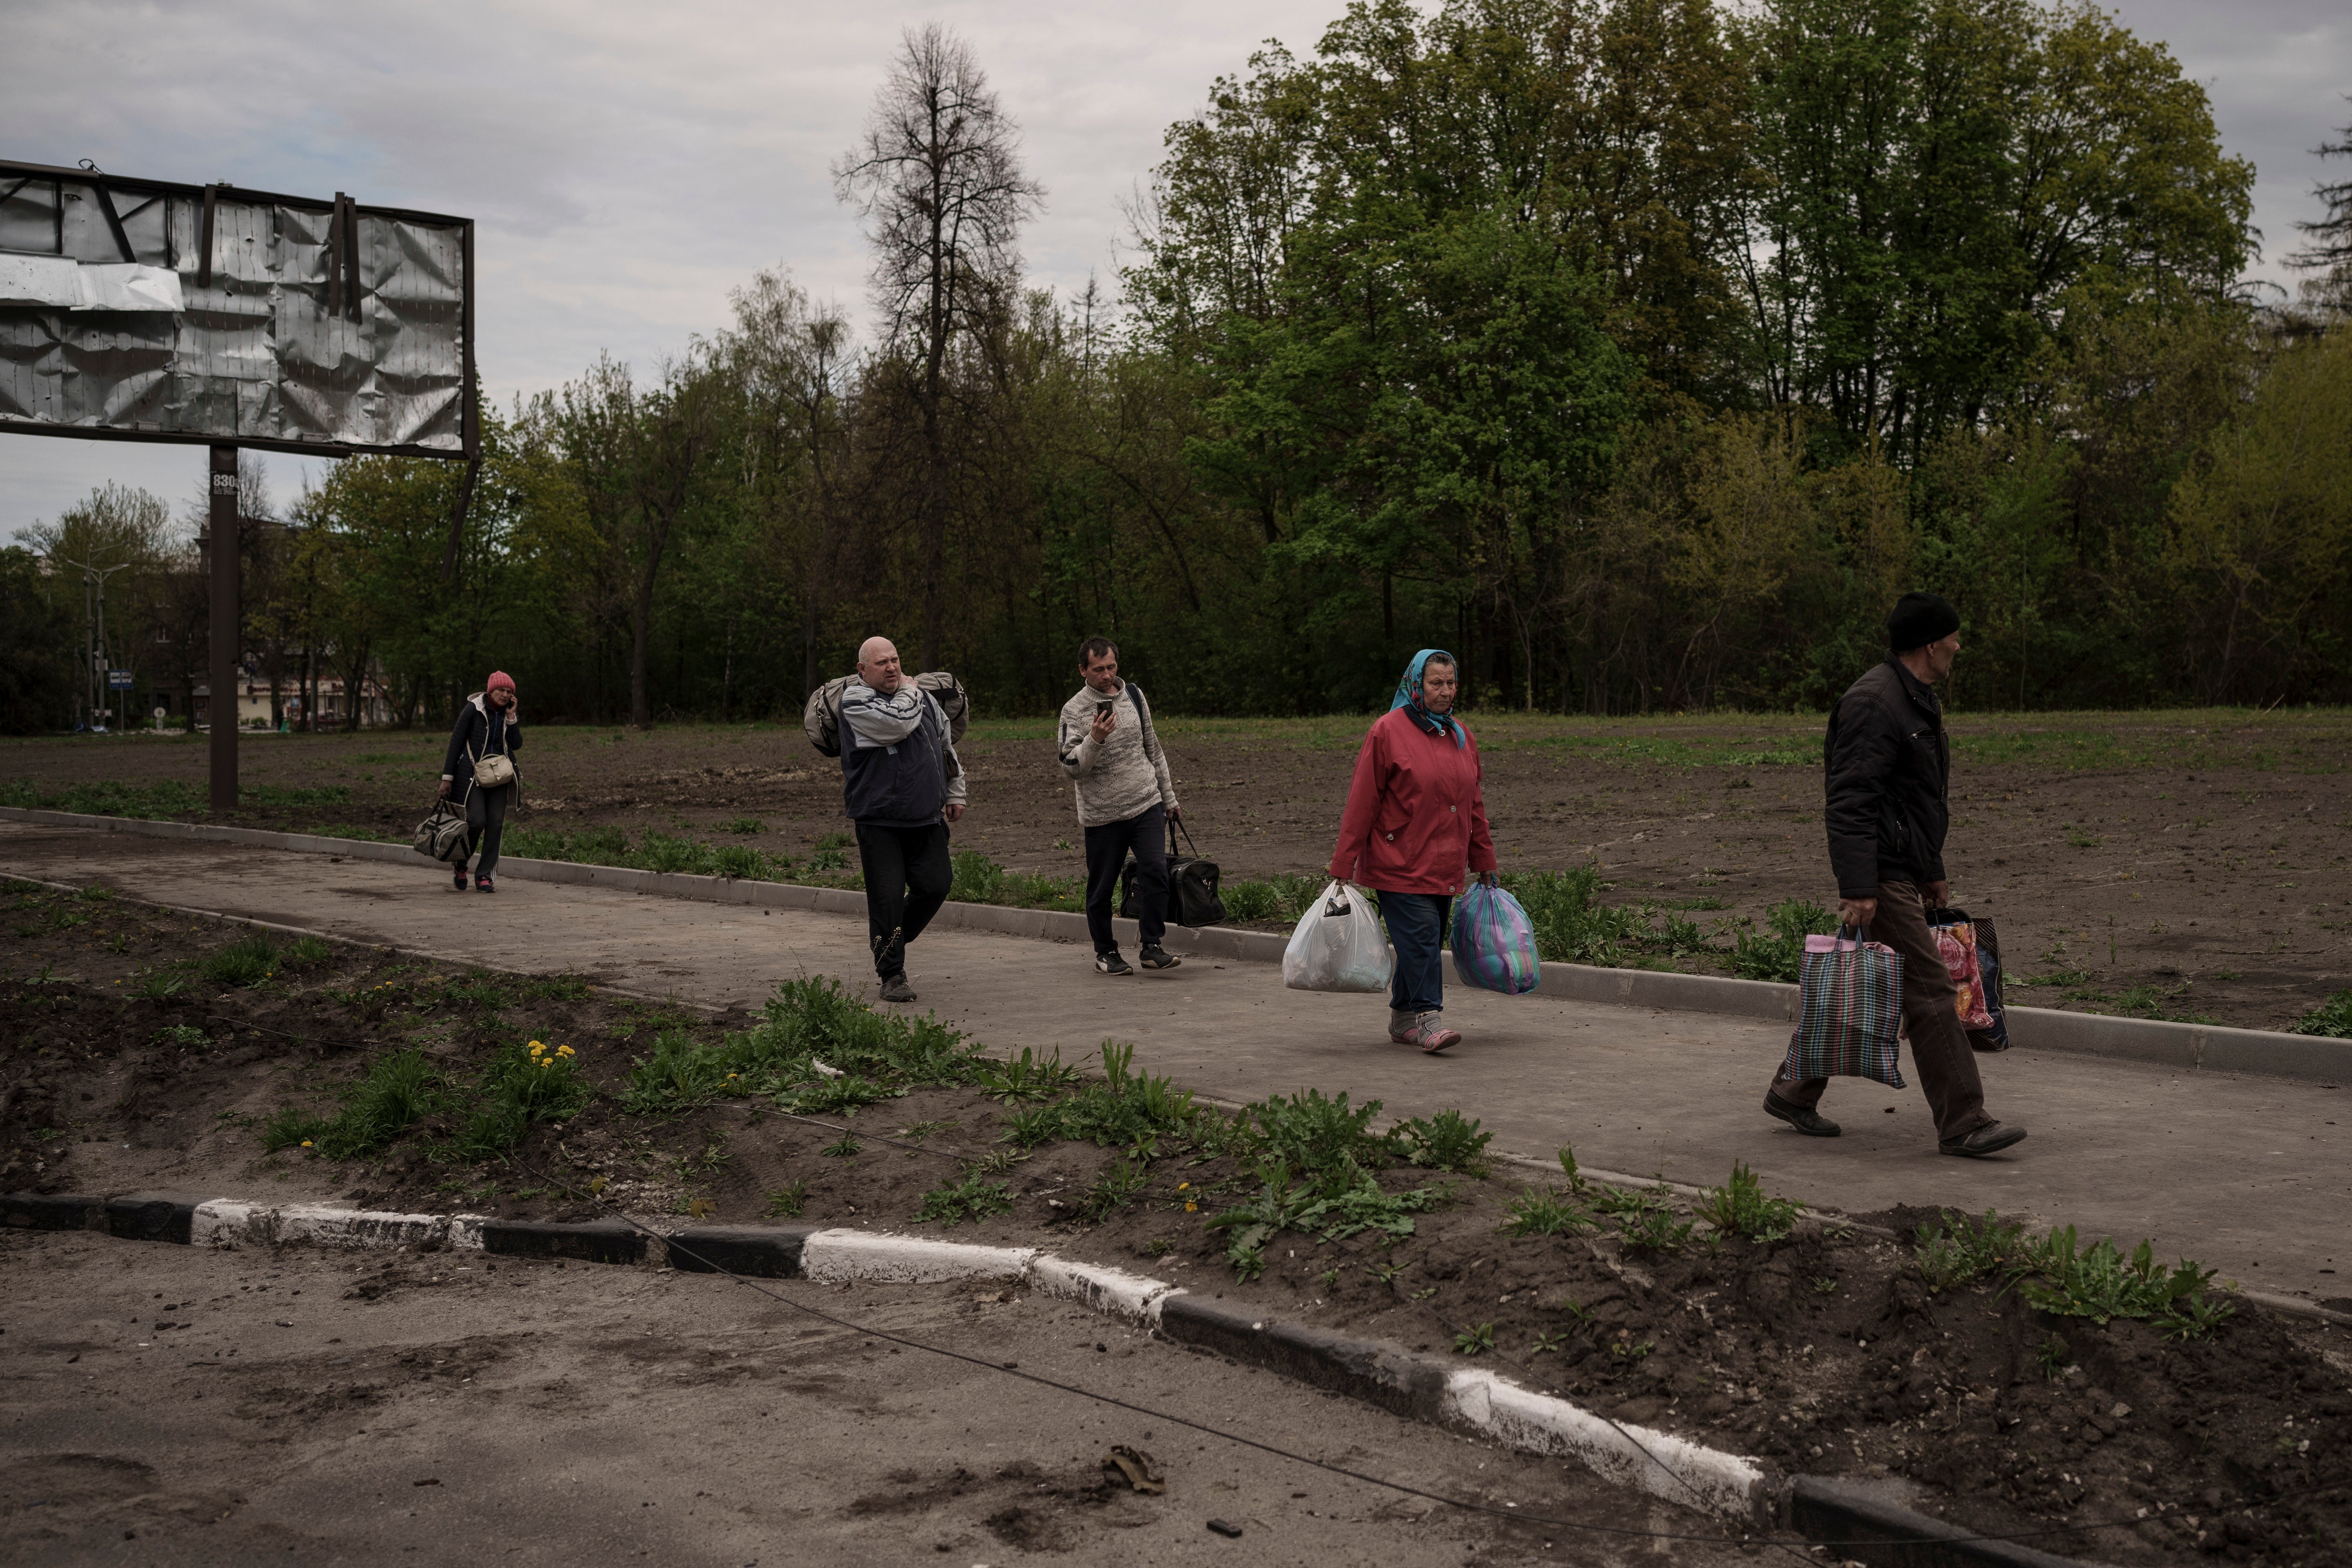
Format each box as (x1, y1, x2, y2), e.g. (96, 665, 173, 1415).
(1176, 1181, 1190, 1190)
(1184, 1202, 1198, 1212)
(301, 1140, 314, 1148)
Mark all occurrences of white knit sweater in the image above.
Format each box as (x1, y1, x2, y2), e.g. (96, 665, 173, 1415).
(1055, 681, 1179, 828)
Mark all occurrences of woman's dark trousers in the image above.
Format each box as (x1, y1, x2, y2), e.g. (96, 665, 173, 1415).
(855, 821, 953, 978)
(1083, 804, 1168, 955)
(1377, 890, 1450, 1015)
(463, 784, 511, 876)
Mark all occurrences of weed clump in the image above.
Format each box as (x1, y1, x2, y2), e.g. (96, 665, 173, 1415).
(203, 933, 280, 988)
(1395, 1109, 1492, 1175)
(1699, 1161, 1805, 1242)
(914, 1171, 1013, 1226)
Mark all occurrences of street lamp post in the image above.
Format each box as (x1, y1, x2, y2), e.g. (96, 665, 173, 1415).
(56, 555, 135, 732)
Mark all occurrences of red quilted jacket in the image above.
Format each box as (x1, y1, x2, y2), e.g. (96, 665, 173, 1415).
(1327, 708, 1497, 895)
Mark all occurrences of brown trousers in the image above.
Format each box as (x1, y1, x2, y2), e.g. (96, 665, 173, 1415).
(1769, 880, 1994, 1144)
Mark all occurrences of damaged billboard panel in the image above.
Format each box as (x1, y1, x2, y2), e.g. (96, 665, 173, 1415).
(0, 160, 475, 459)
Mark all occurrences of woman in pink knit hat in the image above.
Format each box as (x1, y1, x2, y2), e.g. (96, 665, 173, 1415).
(438, 671, 522, 891)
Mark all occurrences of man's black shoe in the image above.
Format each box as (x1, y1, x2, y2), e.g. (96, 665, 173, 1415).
(1941, 1122, 2026, 1158)
(1138, 944, 1181, 971)
(877, 973, 917, 1004)
(1095, 950, 1134, 977)
(1763, 1092, 1841, 1137)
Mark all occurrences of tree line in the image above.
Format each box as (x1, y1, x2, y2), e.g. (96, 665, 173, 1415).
(9, 0, 2352, 734)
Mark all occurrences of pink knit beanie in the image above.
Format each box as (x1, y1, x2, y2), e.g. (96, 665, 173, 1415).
(486, 671, 516, 692)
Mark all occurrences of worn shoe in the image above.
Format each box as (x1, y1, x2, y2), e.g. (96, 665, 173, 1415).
(877, 973, 918, 1004)
(1763, 1092, 1841, 1137)
(1138, 945, 1181, 971)
(453, 866, 470, 891)
(1095, 950, 1135, 977)
(1941, 1122, 2027, 1159)
(1389, 1011, 1462, 1054)
(476, 874, 496, 893)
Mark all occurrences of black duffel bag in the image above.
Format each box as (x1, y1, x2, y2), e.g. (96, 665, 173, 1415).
(1120, 818, 1226, 928)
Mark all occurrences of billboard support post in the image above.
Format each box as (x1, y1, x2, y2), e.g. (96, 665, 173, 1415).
(208, 445, 238, 812)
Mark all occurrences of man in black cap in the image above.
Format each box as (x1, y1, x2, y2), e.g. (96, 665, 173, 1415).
(1764, 592, 2026, 1158)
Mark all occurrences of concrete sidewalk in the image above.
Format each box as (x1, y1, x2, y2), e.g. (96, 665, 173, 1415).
(6, 819, 2347, 1307)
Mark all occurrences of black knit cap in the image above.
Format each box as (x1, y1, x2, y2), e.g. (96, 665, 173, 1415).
(1887, 592, 1961, 653)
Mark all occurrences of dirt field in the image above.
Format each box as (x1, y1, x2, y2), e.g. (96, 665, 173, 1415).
(5, 889, 2348, 1565)
(7, 706, 2352, 1031)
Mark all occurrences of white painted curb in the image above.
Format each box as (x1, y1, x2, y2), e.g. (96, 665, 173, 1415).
(1444, 1368, 1765, 1517)
(191, 1198, 487, 1251)
(798, 1228, 1035, 1285)
(1027, 1253, 1185, 1327)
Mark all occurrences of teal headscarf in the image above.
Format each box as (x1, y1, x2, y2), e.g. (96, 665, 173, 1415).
(1390, 648, 1467, 748)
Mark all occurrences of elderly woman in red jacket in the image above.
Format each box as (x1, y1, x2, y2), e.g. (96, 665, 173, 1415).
(1327, 649, 1498, 1053)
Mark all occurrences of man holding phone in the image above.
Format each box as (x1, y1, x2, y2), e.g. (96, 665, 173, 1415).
(1057, 637, 1182, 976)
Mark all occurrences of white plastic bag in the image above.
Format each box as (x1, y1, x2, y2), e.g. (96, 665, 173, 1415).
(1282, 880, 1395, 993)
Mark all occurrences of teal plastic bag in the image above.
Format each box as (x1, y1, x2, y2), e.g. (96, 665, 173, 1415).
(1451, 883, 1541, 995)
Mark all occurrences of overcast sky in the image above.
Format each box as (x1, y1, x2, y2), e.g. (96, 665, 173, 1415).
(4, 0, 2346, 534)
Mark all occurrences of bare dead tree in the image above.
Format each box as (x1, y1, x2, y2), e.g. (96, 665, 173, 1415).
(834, 22, 1043, 669)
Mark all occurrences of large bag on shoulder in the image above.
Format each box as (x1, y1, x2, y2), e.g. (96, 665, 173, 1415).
(1780, 929, 1907, 1088)
(1120, 818, 1227, 928)
(411, 799, 470, 863)
(804, 670, 970, 757)
(1451, 882, 1541, 995)
(1282, 880, 1394, 993)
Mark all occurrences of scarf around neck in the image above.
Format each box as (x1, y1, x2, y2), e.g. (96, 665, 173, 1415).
(1390, 648, 1467, 748)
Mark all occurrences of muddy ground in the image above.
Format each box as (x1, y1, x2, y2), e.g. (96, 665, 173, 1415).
(8, 708, 2351, 1032)
(5, 884, 2349, 1566)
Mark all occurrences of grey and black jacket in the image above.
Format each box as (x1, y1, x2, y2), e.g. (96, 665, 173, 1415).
(1823, 656, 1949, 898)
(441, 694, 521, 796)
(838, 680, 966, 828)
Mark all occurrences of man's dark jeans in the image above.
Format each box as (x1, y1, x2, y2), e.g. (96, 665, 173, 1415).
(855, 821, 953, 978)
(1769, 879, 1994, 1144)
(1376, 889, 1451, 1016)
(1083, 804, 1167, 955)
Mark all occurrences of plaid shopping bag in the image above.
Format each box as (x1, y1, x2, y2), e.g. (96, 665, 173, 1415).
(1780, 931, 1907, 1089)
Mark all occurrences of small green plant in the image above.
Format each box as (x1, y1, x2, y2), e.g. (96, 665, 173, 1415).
(2036, 1332, 2071, 1381)
(264, 1047, 443, 1159)
(1245, 1087, 1387, 1183)
(1729, 898, 1836, 983)
(453, 1038, 593, 1158)
(998, 1104, 1067, 1149)
(1318, 1267, 1339, 1289)
(2013, 1227, 2230, 1331)
(915, 1172, 1013, 1226)
(1611, 1337, 1656, 1361)
(202, 933, 279, 988)
(1208, 1164, 1441, 1277)
(764, 1180, 810, 1218)
(722, 816, 765, 835)
(283, 934, 334, 966)
(1699, 1162, 1805, 1243)
(106, 931, 131, 954)
(260, 1106, 332, 1154)
(898, 1119, 955, 1140)
(153, 1023, 209, 1047)
(821, 1133, 862, 1157)
(1454, 1322, 1496, 1356)
(782, 1073, 900, 1117)
(1619, 1206, 1695, 1255)
(1912, 1208, 2027, 1291)
(1532, 1330, 1572, 1355)
(1588, 1182, 1673, 1218)
(1556, 1144, 1585, 1192)
(1811, 1276, 1841, 1295)
(2290, 990, 2352, 1037)
(1556, 1297, 1596, 1326)
(1500, 1187, 1595, 1237)
(1395, 1109, 1492, 1175)
(712, 844, 766, 880)
(977, 1046, 1080, 1103)
(525, 974, 595, 1002)
(1077, 1158, 1152, 1221)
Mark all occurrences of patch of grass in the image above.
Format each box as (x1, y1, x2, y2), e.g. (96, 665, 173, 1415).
(821, 1133, 862, 1157)
(1500, 1187, 1595, 1237)
(1208, 1165, 1442, 1278)
(1502, 866, 1649, 966)
(202, 934, 280, 988)
(764, 1180, 810, 1218)
(153, 1023, 209, 1046)
(0, 778, 205, 818)
(1619, 1205, 1696, 1255)
(2290, 990, 2352, 1036)
(914, 1172, 1013, 1226)
(721, 816, 765, 835)
(1698, 1161, 1805, 1243)
(977, 1046, 1082, 1103)
(781, 1073, 901, 1117)
(1395, 1109, 1492, 1176)
(283, 934, 334, 966)
(452, 1038, 593, 1158)
(1242, 1087, 1388, 1184)
(1912, 1208, 2028, 1291)
(524, 974, 595, 1002)
(1077, 1157, 1152, 1222)
(2014, 1227, 2233, 1336)
(620, 975, 984, 1114)
(1453, 1322, 1496, 1355)
(240, 784, 352, 809)
(275, 1048, 443, 1159)
(948, 851, 1082, 911)
(1729, 899, 1837, 983)
(131, 971, 188, 1001)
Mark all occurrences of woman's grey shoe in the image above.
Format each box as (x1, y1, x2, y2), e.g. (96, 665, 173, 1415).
(1763, 1092, 1840, 1137)
(1095, 950, 1134, 977)
(877, 973, 918, 1003)
(1940, 1122, 2026, 1158)
(1138, 945, 1181, 971)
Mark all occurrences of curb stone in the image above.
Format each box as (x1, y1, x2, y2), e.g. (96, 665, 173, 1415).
(6, 803, 2348, 1081)
(7, 1190, 2115, 1564)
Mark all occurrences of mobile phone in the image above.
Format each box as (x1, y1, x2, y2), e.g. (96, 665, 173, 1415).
(1097, 700, 1114, 716)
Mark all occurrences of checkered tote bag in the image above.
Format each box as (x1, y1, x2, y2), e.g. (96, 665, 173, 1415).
(1780, 931, 1907, 1089)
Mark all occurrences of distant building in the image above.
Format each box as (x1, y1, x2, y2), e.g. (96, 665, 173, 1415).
(189, 668, 393, 730)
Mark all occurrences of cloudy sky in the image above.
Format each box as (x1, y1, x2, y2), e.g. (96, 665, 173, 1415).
(4, 0, 2346, 533)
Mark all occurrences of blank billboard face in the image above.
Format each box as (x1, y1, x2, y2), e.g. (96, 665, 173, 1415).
(0, 163, 473, 458)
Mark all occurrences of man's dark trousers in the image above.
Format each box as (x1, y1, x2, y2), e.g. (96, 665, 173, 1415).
(1769, 880, 1993, 1145)
(855, 821, 952, 979)
(1083, 803, 1167, 955)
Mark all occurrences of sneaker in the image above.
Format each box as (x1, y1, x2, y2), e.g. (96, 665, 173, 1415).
(476, 874, 496, 893)
(1138, 944, 1181, 971)
(453, 867, 470, 891)
(1095, 950, 1134, 977)
(1941, 1121, 2026, 1158)
(1389, 1011, 1461, 1054)
(1764, 1092, 1840, 1138)
(877, 973, 917, 1004)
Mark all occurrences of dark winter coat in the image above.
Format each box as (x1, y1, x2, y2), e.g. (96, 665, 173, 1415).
(1823, 656, 1949, 899)
(442, 694, 522, 797)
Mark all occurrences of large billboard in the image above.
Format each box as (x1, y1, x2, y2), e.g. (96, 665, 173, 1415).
(0, 160, 475, 459)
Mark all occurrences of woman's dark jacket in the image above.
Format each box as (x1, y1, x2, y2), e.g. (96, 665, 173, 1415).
(442, 694, 522, 797)
(1823, 656, 1948, 899)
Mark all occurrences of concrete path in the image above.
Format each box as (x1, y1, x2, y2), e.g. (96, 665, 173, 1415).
(6, 820, 2347, 1306)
